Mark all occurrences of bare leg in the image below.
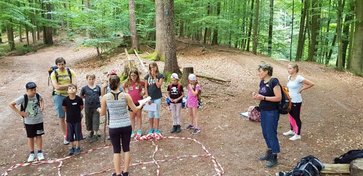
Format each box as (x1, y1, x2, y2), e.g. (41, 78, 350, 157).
(60, 118, 67, 136)
(154, 119, 159, 130)
(136, 110, 142, 130)
(192, 108, 198, 128)
(35, 136, 42, 150)
(149, 118, 154, 129)
(113, 153, 121, 175)
(129, 112, 136, 131)
(28, 138, 35, 151)
(123, 152, 131, 173)
(189, 108, 193, 125)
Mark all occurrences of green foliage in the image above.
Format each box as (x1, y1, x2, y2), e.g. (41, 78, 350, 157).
(144, 51, 159, 61)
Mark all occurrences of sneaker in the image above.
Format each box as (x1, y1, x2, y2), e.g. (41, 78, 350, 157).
(154, 129, 161, 135)
(88, 131, 94, 139)
(122, 171, 129, 176)
(68, 147, 75, 156)
(37, 152, 45, 161)
(27, 153, 35, 162)
(137, 129, 142, 136)
(283, 130, 295, 136)
(175, 125, 182, 133)
(192, 128, 201, 135)
(63, 136, 70, 145)
(186, 124, 194, 130)
(148, 128, 154, 135)
(170, 125, 177, 133)
(74, 147, 81, 155)
(289, 134, 301, 141)
(131, 131, 135, 138)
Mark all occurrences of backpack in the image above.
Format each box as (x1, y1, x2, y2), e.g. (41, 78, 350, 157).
(247, 106, 261, 122)
(269, 78, 292, 114)
(277, 155, 324, 176)
(334, 149, 363, 164)
(20, 93, 40, 117)
(48, 66, 72, 86)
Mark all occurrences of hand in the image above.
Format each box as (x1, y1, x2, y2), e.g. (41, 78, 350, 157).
(148, 100, 152, 105)
(102, 81, 108, 88)
(97, 108, 101, 113)
(20, 111, 27, 117)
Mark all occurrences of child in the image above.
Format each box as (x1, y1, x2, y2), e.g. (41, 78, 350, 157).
(123, 70, 145, 138)
(80, 74, 101, 141)
(9, 82, 45, 162)
(144, 62, 164, 136)
(186, 74, 201, 134)
(167, 73, 184, 133)
(62, 84, 84, 155)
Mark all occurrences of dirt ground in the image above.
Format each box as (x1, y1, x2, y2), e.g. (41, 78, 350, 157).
(0, 41, 362, 176)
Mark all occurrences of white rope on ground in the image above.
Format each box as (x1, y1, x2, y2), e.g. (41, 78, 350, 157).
(1, 136, 224, 176)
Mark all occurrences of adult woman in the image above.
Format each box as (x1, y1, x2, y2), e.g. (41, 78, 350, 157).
(252, 63, 281, 168)
(98, 75, 144, 176)
(283, 63, 314, 141)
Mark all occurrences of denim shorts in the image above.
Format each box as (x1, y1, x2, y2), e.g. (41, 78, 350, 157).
(148, 98, 161, 119)
(53, 95, 66, 118)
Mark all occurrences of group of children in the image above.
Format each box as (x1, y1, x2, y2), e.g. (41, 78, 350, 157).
(9, 61, 202, 162)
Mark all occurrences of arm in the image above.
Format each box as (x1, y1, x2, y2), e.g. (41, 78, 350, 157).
(40, 98, 45, 112)
(62, 106, 67, 120)
(144, 80, 148, 97)
(80, 105, 84, 111)
(173, 92, 184, 103)
(51, 79, 70, 90)
(155, 78, 164, 88)
(189, 84, 199, 96)
(9, 102, 27, 117)
(252, 85, 282, 102)
(125, 94, 143, 112)
(101, 81, 108, 96)
(300, 78, 314, 93)
(98, 96, 107, 116)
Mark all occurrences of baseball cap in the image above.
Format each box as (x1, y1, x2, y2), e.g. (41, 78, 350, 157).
(171, 73, 179, 80)
(25, 82, 37, 89)
(188, 74, 197, 81)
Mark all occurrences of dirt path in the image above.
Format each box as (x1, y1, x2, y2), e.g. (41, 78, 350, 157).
(0, 44, 363, 176)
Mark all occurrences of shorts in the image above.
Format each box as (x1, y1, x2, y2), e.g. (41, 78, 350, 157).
(109, 126, 132, 153)
(148, 98, 161, 119)
(53, 95, 66, 118)
(128, 102, 140, 112)
(25, 123, 45, 138)
(66, 122, 83, 142)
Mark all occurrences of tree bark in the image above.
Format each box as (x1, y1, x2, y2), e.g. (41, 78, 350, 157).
(349, 0, 363, 75)
(267, 0, 274, 56)
(43, 0, 53, 45)
(246, 0, 254, 51)
(155, 0, 165, 60)
(336, 0, 345, 70)
(179, 21, 184, 37)
(26, 26, 30, 46)
(19, 25, 23, 42)
(129, 0, 139, 50)
(182, 67, 194, 87)
(252, 0, 260, 54)
(296, 0, 309, 61)
(163, 0, 180, 74)
(342, 1, 353, 67)
(203, 3, 211, 45)
(212, 1, 221, 45)
(6, 23, 15, 51)
(307, 0, 320, 62)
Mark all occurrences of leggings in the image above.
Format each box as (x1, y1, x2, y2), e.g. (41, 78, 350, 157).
(288, 103, 302, 135)
(109, 126, 132, 153)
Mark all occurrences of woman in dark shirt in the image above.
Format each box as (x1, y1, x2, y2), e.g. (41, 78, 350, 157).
(252, 63, 282, 168)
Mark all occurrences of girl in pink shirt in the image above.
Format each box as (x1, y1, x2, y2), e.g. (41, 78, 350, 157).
(186, 74, 201, 134)
(123, 70, 145, 138)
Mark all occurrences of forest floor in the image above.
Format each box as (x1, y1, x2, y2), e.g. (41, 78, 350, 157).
(0, 40, 362, 176)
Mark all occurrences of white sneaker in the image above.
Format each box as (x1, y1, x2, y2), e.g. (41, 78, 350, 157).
(27, 153, 35, 162)
(283, 130, 295, 136)
(37, 152, 45, 161)
(63, 136, 70, 145)
(289, 134, 301, 141)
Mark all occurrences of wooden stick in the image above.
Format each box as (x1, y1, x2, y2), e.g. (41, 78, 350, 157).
(321, 164, 350, 174)
(134, 49, 148, 74)
(195, 74, 231, 83)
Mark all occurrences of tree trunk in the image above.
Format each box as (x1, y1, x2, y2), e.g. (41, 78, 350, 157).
(182, 67, 194, 87)
(43, 1, 53, 45)
(342, 1, 353, 67)
(307, 0, 320, 62)
(290, 0, 295, 60)
(179, 21, 184, 37)
(241, 0, 248, 50)
(19, 25, 23, 42)
(163, 0, 180, 74)
(296, 0, 309, 61)
(155, 0, 165, 60)
(0, 32, 2, 43)
(347, 3, 355, 70)
(252, 0, 260, 54)
(246, 0, 254, 51)
(336, 0, 345, 70)
(212, 1, 221, 45)
(349, 0, 363, 75)
(26, 26, 30, 46)
(203, 3, 211, 45)
(6, 24, 15, 51)
(267, 0, 274, 56)
(129, 0, 139, 50)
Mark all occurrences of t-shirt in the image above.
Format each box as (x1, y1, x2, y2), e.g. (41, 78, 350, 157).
(259, 78, 279, 111)
(80, 85, 101, 108)
(287, 75, 305, 103)
(125, 81, 144, 104)
(62, 96, 83, 123)
(15, 94, 44, 124)
(144, 73, 164, 100)
(167, 83, 183, 103)
(50, 68, 76, 96)
(187, 84, 201, 108)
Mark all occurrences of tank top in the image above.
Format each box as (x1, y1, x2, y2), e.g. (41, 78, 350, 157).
(106, 92, 131, 128)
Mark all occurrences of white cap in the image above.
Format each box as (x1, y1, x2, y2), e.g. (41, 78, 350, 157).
(188, 74, 197, 81)
(171, 73, 179, 80)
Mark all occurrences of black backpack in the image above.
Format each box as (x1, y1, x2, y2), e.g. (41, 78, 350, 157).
(20, 93, 40, 117)
(277, 155, 324, 176)
(268, 78, 292, 114)
(334, 149, 363, 164)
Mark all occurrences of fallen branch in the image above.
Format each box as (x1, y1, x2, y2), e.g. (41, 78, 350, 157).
(134, 49, 148, 74)
(196, 74, 231, 83)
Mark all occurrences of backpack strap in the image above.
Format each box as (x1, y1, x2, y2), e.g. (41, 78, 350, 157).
(20, 94, 28, 112)
(54, 68, 72, 83)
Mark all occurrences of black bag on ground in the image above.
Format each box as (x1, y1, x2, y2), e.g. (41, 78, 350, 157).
(276, 155, 324, 176)
(334, 149, 363, 164)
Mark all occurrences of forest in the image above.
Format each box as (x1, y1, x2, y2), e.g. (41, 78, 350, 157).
(1, 0, 363, 75)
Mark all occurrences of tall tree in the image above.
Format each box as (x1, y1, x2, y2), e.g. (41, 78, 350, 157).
(342, 1, 354, 67)
(290, 0, 295, 60)
(129, 0, 139, 50)
(267, 0, 274, 56)
(246, 0, 254, 51)
(336, 0, 345, 70)
(163, 0, 180, 74)
(42, 0, 53, 45)
(211, 1, 221, 45)
(6, 22, 15, 51)
(252, 0, 260, 54)
(296, 0, 309, 61)
(155, 0, 165, 60)
(307, 0, 321, 61)
(349, 0, 363, 75)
